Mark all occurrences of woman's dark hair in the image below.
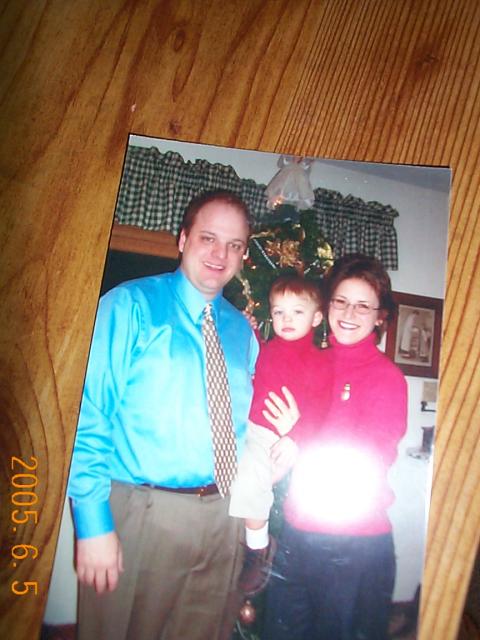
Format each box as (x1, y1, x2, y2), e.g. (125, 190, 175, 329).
(180, 190, 252, 236)
(323, 253, 396, 339)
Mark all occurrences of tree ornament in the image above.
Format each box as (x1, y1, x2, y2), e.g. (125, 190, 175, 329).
(319, 318, 329, 349)
(239, 600, 256, 625)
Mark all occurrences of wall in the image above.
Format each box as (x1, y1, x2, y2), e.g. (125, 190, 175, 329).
(131, 134, 451, 297)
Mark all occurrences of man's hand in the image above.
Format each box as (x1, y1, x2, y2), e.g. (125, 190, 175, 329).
(262, 386, 300, 436)
(271, 435, 299, 483)
(76, 531, 124, 594)
(242, 309, 259, 331)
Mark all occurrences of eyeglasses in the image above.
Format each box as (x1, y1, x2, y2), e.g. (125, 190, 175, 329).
(330, 297, 380, 315)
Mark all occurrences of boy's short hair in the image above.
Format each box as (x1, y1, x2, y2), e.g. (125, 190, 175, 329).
(269, 273, 323, 309)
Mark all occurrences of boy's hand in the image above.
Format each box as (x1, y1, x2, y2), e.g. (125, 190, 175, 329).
(271, 435, 299, 482)
(262, 386, 300, 436)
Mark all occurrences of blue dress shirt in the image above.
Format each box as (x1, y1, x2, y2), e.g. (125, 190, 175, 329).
(68, 269, 258, 539)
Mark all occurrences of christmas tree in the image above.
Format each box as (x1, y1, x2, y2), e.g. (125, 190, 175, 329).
(225, 204, 333, 340)
(227, 205, 333, 639)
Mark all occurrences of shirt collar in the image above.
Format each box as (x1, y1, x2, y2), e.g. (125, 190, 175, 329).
(172, 268, 223, 324)
(328, 331, 379, 364)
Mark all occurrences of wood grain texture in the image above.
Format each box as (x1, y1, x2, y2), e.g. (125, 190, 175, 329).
(0, 1, 479, 638)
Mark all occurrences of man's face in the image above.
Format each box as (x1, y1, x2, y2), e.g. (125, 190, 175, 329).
(178, 201, 249, 300)
(270, 291, 323, 341)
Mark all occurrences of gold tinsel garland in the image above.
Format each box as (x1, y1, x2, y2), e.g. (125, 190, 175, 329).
(228, 208, 334, 332)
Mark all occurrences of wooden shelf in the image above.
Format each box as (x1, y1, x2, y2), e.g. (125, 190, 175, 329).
(110, 223, 179, 259)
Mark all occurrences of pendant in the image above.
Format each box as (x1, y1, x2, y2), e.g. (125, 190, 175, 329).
(341, 383, 351, 401)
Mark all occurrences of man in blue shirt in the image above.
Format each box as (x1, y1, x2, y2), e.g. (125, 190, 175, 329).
(68, 190, 259, 640)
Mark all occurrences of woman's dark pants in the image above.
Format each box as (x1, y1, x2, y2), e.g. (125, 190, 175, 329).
(263, 523, 396, 640)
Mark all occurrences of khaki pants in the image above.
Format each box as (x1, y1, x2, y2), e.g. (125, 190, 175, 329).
(78, 481, 245, 640)
(229, 422, 279, 521)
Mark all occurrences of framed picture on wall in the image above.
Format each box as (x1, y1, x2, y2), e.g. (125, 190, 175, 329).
(385, 291, 443, 378)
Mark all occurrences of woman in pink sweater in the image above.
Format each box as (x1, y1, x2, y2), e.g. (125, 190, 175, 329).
(264, 254, 408, 640)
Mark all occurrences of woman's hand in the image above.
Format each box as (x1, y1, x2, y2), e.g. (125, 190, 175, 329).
(262, 386, 300, 436)
(271, 435, 299, 482)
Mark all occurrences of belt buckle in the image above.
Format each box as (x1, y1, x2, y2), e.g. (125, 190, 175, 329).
(196, 483, 218, 497)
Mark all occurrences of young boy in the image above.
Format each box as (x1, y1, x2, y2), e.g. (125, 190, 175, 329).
(229, 273, 328, 595)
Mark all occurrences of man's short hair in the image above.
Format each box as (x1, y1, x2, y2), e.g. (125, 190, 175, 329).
(269, 273, 323, 309)
(180, 190, 253, 236)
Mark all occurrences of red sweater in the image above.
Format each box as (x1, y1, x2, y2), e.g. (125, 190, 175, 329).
(248, 331, 330, 442)
(284, 332, 408, 536)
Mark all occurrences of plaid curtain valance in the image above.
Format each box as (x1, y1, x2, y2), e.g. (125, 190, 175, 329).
(115, 146, 399, 269)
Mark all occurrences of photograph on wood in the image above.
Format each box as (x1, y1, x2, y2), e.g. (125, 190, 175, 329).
(42, 137, 450, 640)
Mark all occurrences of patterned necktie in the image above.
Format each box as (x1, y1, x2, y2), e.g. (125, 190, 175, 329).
(202, 303, 237, 497)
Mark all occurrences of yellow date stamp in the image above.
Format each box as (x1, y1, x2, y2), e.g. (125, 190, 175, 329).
(10, 456, 39, 595)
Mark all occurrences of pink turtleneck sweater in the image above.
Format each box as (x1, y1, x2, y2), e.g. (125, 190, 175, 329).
(284, 332, 408, 536)
(248, 330, 331, 442)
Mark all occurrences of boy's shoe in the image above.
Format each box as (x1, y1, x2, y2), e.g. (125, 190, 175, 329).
(238, 536, 277, 596)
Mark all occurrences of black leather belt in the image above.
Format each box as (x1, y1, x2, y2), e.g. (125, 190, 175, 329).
(142, 482, 219, 497)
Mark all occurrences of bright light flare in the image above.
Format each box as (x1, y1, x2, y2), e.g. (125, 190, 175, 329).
(288, 442, 382, 526)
